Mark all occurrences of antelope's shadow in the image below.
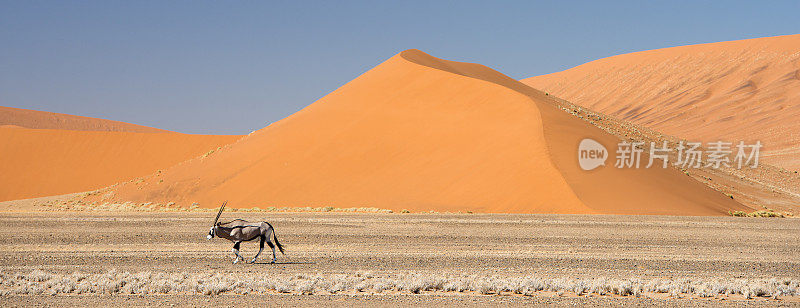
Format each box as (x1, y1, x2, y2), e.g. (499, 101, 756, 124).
(252, 261, 315, 265)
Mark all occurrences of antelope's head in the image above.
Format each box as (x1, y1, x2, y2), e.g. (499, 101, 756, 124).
(207, 227, 214, 240)
(207, 201, 226, 240)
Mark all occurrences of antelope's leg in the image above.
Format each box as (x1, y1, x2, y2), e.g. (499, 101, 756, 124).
(232, 241, 244, 264)
(267, 241, 276, 263)
(250, 236, 265, 264)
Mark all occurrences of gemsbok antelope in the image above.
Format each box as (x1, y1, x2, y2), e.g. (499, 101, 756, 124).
(207, 201, 285, 264)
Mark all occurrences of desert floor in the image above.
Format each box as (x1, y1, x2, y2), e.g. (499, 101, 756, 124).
(1, 212, 798, 307)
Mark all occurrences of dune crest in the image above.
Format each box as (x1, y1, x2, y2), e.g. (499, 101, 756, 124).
(103, 50, 745, 215)
(0, 106, 171, 133)
(522, 34, 800, 171)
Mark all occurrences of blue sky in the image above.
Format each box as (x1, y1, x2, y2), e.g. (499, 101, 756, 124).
(2, 1, 798, 134)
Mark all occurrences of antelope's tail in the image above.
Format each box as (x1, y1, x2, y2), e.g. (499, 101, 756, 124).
(267, 222, 285, 254)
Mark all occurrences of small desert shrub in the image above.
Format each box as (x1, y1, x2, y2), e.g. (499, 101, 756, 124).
(296, 280, 315, 294)
(729, 210, 784, 218)
(477, 282, 494, 295)
(729, 210, 747, 217)
(749, 210, 784, 218)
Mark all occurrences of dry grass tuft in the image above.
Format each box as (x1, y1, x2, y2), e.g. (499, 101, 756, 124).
(1, 270, 797, 299)
(33, 195, 394, 214)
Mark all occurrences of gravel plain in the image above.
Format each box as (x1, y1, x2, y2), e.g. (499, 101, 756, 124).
(0, 212, 798, 306)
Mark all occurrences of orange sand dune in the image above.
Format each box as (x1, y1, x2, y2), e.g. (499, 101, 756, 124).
(523, 34, 800, 171)
(0, 106, 170, 133)
(0, 127, 240, 201)
(106, 50, 746, 215)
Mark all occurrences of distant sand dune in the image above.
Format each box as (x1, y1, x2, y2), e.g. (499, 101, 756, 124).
(0, 127, 240, 202)
(0, 106, 171, 133)
(523, 34, 800, 171)
(104, 50, 746, 215)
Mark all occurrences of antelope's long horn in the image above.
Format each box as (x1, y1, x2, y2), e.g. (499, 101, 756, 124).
(213, 201, 227, 225)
